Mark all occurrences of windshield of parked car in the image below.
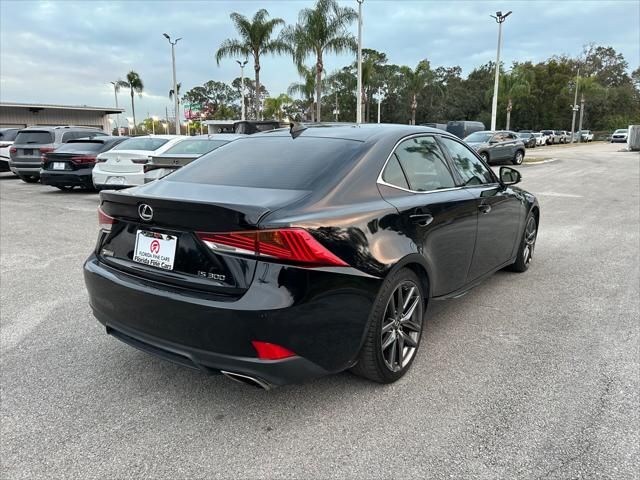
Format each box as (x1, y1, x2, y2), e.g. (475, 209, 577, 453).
(0, 129, 19, 141)
(533, 133, 541, 138)
(111, 137, 169, 151)
(171, 136, 362, 190)
(464, 132, 493, 143)
(516, 133, 532, 138)
(614, 129, 628, 134)
(14, 131, 54, 144)
(163, 139, 229, 155)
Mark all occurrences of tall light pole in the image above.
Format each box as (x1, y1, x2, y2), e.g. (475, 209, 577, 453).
(163, 33, 182, 135)
(109, 81, 121, 135)
(377, 86, 383, 124)
(489, 10, 511, 131)
(356, 0, 364, 124)
(570, 68, 580, 143)
(236, 59, 248, 121)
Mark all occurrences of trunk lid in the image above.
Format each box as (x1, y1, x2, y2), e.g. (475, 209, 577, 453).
(97, 179, 310, 294)
(98, 149, 152, 173)
(149, 153, 199, 169)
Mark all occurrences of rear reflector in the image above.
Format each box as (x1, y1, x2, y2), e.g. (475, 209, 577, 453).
(98, 207, 115, 232)
(251, 341, 296, 360)
(196, 228, 347, 267)
(9, 147, 17, 154)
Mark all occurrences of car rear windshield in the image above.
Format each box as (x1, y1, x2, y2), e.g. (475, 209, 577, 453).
(112, 137, 169, 151)
(517, 133, 532, 138)
(171, 136, 362, 190)
(164, 139, 229, 155)
(14, 131, 54, 144)
(53, 142, 105, 153)
(0, 129, 19, 141)
(464, 132, 493, 142)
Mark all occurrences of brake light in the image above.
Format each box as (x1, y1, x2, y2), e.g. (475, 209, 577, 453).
(98, 207, 115, 232)
(9, 147, 17, 154)
(251, 341, 296, 360)
(71, 155, 96, 165)
(196, 228, 347, 267)
(39, 147, 55, 154)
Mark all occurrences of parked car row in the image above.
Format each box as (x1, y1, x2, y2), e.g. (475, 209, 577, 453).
(5, 125, 241, 191)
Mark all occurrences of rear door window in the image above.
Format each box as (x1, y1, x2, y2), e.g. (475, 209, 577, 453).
(171, 136, 362, 190)
(14, 131, 54, 144)
(393, 136, 455, 192)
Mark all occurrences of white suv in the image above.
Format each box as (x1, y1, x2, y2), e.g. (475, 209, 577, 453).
(92, 135, 184, 190)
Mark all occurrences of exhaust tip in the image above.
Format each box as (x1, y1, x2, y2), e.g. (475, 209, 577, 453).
(221, 370, 272, 390)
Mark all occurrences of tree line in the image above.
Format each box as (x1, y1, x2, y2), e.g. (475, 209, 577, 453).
(118, 0, 640, 133)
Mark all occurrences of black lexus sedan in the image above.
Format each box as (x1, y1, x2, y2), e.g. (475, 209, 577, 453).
(41, 136, 128, 190)
(84, 124, 539, 388)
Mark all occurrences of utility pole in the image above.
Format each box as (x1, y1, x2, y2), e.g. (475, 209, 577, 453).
(109, 81, 121, 135)
(490, 11, 512, 131)
(377, 86, 382, 123)
(163, 33, 182, 135)
(334, 89, 339, 121)
(356, 0, 364, 124)
(577, 94, 585, 143)
(570, 68, 580, 143)
(236, 59, 248, 121)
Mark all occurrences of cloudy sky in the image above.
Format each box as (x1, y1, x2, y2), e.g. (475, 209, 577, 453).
(1, 0, 638, 121)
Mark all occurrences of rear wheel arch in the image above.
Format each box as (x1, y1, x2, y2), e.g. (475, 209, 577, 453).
(386, 254, 432, 301)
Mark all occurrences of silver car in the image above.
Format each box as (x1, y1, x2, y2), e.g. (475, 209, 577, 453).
(9, 126, 106, 183)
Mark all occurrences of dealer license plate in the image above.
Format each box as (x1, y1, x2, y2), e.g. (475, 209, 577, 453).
(133, 230, 178, 271)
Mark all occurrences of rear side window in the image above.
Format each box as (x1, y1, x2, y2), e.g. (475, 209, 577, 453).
(164, 139, 229, 155)
(381, 155, 409, 189)
(171, 136, 362, 190)
(14, 131, 54, 144)
(393, 136, 455, 192)
(112, 138, 169, 151)
(54, 142, 104, 153)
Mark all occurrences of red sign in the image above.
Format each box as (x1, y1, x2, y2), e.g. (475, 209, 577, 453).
(150, 239, 160, 254)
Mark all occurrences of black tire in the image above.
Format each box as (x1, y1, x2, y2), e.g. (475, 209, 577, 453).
(508, 213, 537, 273)
(18, 175, 39, 183)
(512, 149, 524, 165)
(351, 268, 425, 383)
(480, 152, 490, 164)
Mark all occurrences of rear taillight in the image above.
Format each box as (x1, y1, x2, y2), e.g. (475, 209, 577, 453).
(39, 147, 55, 154)
(196, 228, 347, 267)
(131, 157, 150, 164)
(71, 156, 96, 165)
(98, 207, 115, 232)
(251, 341, 296, 360)
(9, 147, 17, 154)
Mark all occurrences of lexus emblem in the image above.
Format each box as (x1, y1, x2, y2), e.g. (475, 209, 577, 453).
(138, 204, 154, 221)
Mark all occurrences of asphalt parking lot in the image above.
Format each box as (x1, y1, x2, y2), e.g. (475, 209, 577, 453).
(1, 142, 638, 479)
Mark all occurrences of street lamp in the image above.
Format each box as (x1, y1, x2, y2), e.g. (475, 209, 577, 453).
(109, 81, 121, 135)
(200, 113, 205, 135)
(126, 117, 133, 135)
(236, 59, 248, 121)
(162, 122, 168, 134)
(163, 33, 182, 135)
(151, 115, 158, 135)
(489, 10, 512, 131)
(570, 68, 580, 143)
(356, 0, 364, 124)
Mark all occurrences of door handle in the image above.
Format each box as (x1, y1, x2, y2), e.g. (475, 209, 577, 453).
(409, 213, 434, 226)
(478, 202, 492, 214)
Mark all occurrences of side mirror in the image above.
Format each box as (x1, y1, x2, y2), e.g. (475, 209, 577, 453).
(500, 166, 521, 185)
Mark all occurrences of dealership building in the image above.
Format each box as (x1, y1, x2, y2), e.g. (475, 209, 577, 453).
(0, 102, 124, 132)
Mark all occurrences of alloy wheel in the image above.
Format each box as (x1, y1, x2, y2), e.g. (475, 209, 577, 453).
(380, 281, 422, 372)
(523, 216, 537, 265)
(515, 151, 524, 164)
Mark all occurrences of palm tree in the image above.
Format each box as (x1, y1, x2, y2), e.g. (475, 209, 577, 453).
(287, 65, 318, 121)
(215, 9, 290, 119)
(400, 61, 433, 125)
(285, 0, 357, 122)
(263, 94, 292, 121)
(119, 71, 144, 133)
(500, 69, 532, 130)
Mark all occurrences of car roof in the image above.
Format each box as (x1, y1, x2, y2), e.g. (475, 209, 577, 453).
(17, 125, 104, 131)
(254, 123, 453, 142)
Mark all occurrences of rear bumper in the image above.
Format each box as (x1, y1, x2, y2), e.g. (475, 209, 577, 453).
(40, 167, 94, 188)
(83, 255, 381, 385)
(92, 165, 144, 188)
(611, 138, 627, 143)
(9, 161, 41, 176)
